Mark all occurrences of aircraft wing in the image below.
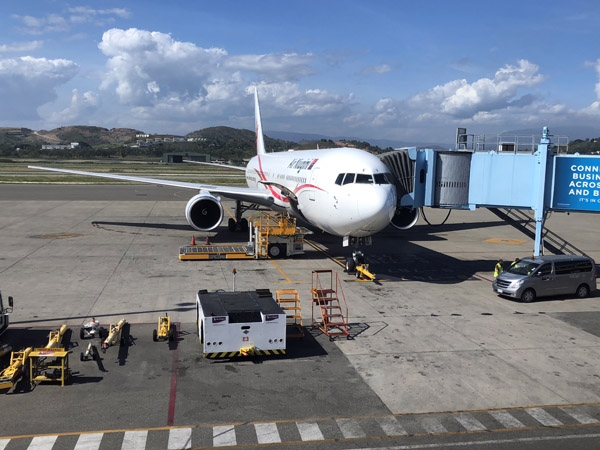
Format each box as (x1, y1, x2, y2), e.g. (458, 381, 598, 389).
(27, 165, 275, 206)
(183, 160, 246, 171)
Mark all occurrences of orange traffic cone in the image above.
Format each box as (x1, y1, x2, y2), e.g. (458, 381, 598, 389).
(191, 235, 196, 245)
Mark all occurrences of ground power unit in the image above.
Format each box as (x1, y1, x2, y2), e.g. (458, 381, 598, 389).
(196, 289, 286, 358)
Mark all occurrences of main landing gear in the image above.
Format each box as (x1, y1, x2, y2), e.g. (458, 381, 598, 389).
(227, 200, 251, 232)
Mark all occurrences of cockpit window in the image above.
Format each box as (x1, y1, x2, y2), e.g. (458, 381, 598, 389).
(374, 173, 393, 184)
(342, 173, 355, 185)
(334, 173, 344, 185)
(355, 174, 373, 184)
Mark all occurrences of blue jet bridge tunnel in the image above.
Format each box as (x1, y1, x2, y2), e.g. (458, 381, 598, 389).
(380, 127, 600, 257)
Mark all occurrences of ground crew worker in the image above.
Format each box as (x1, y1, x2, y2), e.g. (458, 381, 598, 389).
(510, 257, 520, 268)
(494, 259, 504, 278)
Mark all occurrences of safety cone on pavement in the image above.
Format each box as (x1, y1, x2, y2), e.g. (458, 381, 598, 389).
(191, 235, 196, 245)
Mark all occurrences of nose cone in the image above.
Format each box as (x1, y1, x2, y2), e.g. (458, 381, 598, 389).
(355, 185, 396, 235)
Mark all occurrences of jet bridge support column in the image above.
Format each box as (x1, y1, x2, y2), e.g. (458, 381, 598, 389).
(532, 128, 552, 257)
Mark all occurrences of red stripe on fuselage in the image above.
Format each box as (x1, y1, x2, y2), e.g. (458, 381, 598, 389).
(254, 156, 325, 203)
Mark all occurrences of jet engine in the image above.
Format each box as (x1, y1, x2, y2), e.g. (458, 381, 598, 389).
(390, 207, 419, 230)
(185, 193, 224, 231)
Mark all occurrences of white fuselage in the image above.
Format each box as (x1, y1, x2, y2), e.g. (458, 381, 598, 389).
(245, 147, 396, 237)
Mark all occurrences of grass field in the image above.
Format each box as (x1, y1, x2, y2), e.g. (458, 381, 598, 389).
(0, 160, 246, 186)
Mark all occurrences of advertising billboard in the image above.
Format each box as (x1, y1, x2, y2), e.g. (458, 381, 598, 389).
(552, 156, 600, 211)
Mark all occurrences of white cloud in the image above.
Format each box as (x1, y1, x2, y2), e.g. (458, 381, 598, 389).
(98, 28, 227, 106)
(224, 53, 314, 81)
(0, 56, 78, 120)
(12, 13, 69, 34)
(46, 89, 99, 124)
(407, 60, 544, 119)
(68, 7, 131, 25)
(360, 64, 391, 76)
(0, 41, 43, 53)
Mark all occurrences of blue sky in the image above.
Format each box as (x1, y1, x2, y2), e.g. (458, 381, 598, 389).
(0, 0, 599, 144)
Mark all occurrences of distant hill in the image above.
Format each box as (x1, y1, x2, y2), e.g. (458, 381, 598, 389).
(0, 126, 142, 148)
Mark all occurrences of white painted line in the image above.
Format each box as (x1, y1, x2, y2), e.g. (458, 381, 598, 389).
(336, 418, 366, 438)
(526, 408, 563, 426)
(560, 406, 598, 424)
(376, 416, 408, 436)
(0, 440, 9, 450)
(213, 425, 236, 447)
(488, 410, 525, 429)
(296, 422, 324, 441)
(74, 433, 103, 450)
(168, 428, 192, 449)
(254, 423, 281, 444)
(350, 432, 600, 449)
(455, 413, 487, 431)
(419, 417, 447, 434)
(121, 430, 147, 450)
(27, 436, 58, 450)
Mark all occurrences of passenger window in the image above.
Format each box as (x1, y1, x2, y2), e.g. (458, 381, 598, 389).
(342, 173, 355, 185)
(537, 264, 552, 276)
(374, 173, 392, 184)
(355, 174, 373, 184)
(335, 173, 344, 185)
(555, 261, 576, 275)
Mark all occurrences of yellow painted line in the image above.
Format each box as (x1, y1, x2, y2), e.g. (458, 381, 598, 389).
(305, 240, 345, 268)
(4, 402, 600, 442)
(485, 238, 528, 245)
(269, 260, 309, 284)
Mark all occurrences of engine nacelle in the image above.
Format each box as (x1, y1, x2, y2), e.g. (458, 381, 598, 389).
(185, 193, 224, 231)
(390, 207, 419, 230)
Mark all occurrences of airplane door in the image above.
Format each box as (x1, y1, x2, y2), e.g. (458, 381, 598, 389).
(309, 168, 320, 201)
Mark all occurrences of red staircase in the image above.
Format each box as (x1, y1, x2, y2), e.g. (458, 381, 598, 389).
(311, 270, 349, 338)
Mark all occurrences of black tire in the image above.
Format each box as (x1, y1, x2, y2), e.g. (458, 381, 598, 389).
(345, 256, 356, 273)
(80, 328, 85, 340)
(80, 352, 85, 361)
(521, 288, 536, 303)
(169, 324, 176, 341)
(239, 218, 249, 232)
(268, 244, 282, 258)
(152, 329, 158, 342)
(355, 269, 361, 279)
(228, 218, 236, 232)
(576, 284, 590, 298)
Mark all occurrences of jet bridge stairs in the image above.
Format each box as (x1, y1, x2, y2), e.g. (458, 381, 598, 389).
(488, 208, 590, 258)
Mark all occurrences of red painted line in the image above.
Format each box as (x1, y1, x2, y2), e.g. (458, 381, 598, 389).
(167, 322, 181, 426)
(474, 274, 494, 283)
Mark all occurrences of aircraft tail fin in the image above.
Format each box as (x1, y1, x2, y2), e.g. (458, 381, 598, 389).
(254, 88, 267, 155)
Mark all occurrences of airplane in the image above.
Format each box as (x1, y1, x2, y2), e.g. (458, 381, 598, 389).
(29, 89, 402, 270)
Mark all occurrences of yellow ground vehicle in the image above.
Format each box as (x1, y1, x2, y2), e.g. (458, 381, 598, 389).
(153, 314, 176, 341)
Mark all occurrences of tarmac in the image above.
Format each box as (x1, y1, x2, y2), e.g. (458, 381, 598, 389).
(1, 184, 600, 448)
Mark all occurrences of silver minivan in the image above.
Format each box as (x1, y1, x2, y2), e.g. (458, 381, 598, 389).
(493, 255, 597, 302)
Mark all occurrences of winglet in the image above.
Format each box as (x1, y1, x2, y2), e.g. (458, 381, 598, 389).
(254, 87, 267, 155)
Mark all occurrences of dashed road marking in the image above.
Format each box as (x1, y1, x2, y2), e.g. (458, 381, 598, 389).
(336, 418, 366, 438)
(28, 435, 58, 450)
(488, 410, 526, 429)
(73, 433, 103, 450)
(254, 422, 281, 444)
(213, 425, 236, 447)
(167, 427, 192, 449)
(121, 430, 147, 450)
(296, 422, 324, 441)
(526, 408, 563, 426)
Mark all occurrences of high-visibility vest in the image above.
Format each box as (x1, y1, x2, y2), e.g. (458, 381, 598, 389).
(494, 262, 504, 278)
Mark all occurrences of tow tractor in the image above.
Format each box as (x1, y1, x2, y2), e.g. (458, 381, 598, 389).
(80, 318, 102, 339)
(153, 314, 176, 342)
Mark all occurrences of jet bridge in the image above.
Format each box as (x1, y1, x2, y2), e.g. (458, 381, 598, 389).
(384, 127, 600, 256)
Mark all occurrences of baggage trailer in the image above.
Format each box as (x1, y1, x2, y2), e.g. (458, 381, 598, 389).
(196, 289, 286, 358)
